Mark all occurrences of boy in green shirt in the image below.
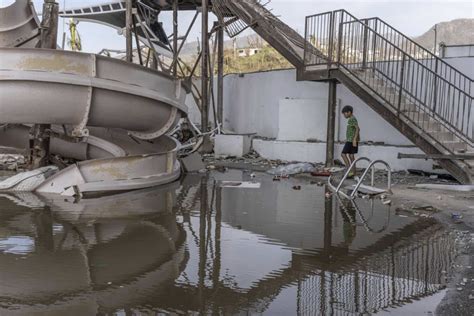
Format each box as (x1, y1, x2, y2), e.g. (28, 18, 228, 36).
(341, 105, 360, 178)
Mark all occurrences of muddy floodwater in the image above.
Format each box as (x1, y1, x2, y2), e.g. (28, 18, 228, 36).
(0, 170, 459, 315)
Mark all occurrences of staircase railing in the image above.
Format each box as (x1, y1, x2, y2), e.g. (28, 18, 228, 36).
(363, 17, 473, 98)
(304, 10, 473, 148)
(337, 19, 473, 147)
(304, 10, 358, 67)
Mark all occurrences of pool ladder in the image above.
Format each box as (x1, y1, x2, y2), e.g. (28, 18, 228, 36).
(328, 157, 392, 200)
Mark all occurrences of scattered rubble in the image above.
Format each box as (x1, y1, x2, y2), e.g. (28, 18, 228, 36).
(0, 154, 26, 171)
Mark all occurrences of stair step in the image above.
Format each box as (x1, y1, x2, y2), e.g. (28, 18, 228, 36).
(442, 141, 468, 152)
(428, 131, 455, 141)
(404, 111, 431, 121)
(400, 103, 418, 112)
(373, 84, 397, 94)
(417, 120, 442, 131)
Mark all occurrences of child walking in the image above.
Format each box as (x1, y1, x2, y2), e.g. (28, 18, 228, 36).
(341, 105, 360, 178)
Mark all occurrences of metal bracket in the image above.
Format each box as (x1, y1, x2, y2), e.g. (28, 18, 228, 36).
(72, 54, 96, 138)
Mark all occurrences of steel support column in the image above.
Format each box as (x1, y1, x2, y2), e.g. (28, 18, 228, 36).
(30, 0, 58, 169)
(200, 0, 212, 152)
(217, 20, 225, 129)
(172, 0, 178, 76)
(125, 0, 133, 63)
(326, 80, 337, 167)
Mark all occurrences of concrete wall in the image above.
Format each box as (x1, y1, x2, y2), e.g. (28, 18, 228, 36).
(223, 70, 329, 139)
(185, 56, 472, 171)
(253, 140, 434, 171)
(218, 69, 416, 146)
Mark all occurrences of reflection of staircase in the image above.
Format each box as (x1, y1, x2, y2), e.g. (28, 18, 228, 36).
(216, 1, 473, 184)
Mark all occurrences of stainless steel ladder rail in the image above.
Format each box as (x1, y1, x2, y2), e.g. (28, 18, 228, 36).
(328, 157, 392, 199)
(335, 193, 391, 233)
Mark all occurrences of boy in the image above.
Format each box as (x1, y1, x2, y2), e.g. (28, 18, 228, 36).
(341, 105, 360, 178)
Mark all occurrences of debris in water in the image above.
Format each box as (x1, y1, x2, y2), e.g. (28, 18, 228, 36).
(220, 181, 261, 189)
(311, 170, 331, 177)
(267, 162, 314, 176)
(292, 186, 301, 190)
(451, 213, 463, 220)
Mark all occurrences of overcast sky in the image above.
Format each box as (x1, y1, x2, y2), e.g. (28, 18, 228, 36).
(16, 0, 474, 53)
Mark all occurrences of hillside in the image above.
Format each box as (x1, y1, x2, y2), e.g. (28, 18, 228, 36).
(413, 18, 474, 50)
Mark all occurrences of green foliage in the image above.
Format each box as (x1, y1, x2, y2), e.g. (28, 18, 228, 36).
(222, 45, 293, 74)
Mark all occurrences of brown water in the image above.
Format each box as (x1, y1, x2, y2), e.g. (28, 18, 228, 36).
(0, 170, 457, 315)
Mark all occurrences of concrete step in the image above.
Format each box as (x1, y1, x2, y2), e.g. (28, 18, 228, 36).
(442, 141, 468, 153)
(404, 111, 431, 121)
(400, 102, 418, 112)
(372, 84, 397, 94)
(427, 131, 456, 141)
(417, 120, 442, 132)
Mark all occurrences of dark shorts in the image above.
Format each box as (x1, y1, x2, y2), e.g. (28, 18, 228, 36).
(342, 142, 358, 154)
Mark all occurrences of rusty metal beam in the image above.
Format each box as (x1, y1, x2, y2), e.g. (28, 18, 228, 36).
(217, 20, 224, 128)
(30, 0, 59, 169)
(398, 153, 474, 160)
(200, 0, 213, 152)
(173, 0, 179, 76)
(125, 0, 134, 63)
(326, 81, 337, 167)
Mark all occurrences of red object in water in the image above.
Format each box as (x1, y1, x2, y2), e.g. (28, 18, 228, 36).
(311, 171, 331, 177)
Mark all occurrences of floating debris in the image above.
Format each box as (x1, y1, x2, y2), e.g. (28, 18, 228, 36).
(220, 181, 261, 189)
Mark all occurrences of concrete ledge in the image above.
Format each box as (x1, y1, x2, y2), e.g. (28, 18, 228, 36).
(215, 134, 253, 157)
(253, 139, 435, 172)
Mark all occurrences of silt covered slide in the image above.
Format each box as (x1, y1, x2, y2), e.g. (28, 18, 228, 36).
(0, 1, 188, 196)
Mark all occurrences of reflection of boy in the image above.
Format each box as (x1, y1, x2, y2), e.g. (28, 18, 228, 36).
(341, 202, 357, 246)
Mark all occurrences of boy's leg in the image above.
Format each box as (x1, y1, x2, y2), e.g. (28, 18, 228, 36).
(349, 154, 356, 176)
(342, 153, 350, 168)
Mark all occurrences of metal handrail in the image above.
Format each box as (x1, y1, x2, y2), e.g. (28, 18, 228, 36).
(304, 9, 359, 67)
(338, 21, 471, 97)
(351, 160, 392, 198)
(335, 194, 391, 233)
(304, 9, 474, 147)
(365, 17, 474, 88)
(337, 19, 473, 146)
(328, 157, 392, 200)
(334, 157, 371, 192)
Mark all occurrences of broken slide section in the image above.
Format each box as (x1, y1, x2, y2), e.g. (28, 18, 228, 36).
(0, 3, 188, 196)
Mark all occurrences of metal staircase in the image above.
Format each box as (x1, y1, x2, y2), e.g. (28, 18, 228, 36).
(216, 2, 473, 183)
(302, 10, 473, 184)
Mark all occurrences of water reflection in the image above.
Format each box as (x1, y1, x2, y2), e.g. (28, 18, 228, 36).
(0, 171, 456, 315)
(0, 183, 186, 315)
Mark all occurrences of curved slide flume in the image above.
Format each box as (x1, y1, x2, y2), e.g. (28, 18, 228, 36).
(0, 3, 188, 196)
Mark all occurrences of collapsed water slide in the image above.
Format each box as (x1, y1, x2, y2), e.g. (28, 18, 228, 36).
(0, 1, 188, 196)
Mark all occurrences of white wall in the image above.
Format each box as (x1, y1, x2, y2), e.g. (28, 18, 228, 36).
(277, 98, 329, 141)
(185, 57, 472, 171)
(220, 69, 414, 146)
(253, 140, 434, 171)
(223, 69, 328, 138)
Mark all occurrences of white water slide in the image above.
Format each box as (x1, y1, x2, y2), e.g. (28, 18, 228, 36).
(0, 1, 188, 196)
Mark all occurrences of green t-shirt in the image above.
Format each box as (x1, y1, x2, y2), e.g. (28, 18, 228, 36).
(346, 116, 359, 142)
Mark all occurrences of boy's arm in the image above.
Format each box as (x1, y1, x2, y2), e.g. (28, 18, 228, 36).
(352, 125, 359, 147)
